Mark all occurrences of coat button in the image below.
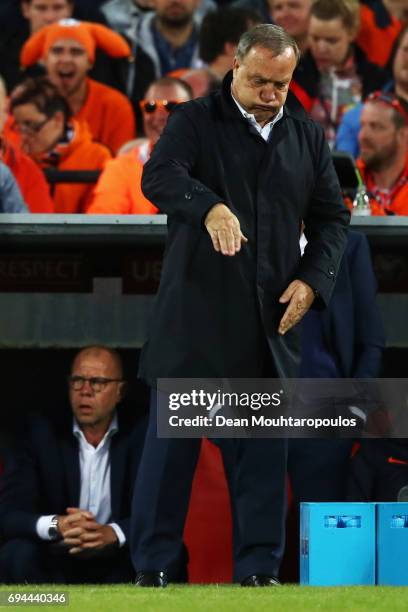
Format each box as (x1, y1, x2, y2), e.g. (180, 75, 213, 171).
(328, 266, 335, 276)
(185, 192, 192, 200)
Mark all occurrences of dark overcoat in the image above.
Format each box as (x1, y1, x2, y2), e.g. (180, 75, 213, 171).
(140, 72, 350, 380)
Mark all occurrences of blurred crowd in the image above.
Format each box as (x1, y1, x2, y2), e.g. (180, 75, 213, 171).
(0, 0, 408, 214)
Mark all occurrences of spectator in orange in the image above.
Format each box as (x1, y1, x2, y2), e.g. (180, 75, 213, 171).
(10, 76, 111, 213)
(20, 19, 135, 154)
(0, 75, 53, 213)
(357, 1, 407, 70)
(87, 77, 192, 214)
(357, 91, 408, 215)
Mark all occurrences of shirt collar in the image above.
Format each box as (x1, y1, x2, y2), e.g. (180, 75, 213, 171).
(73, 412, 119, 444)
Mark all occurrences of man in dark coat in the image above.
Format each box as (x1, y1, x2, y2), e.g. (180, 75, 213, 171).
(132, 24, 350, 587)
(0, 346, 147, 584)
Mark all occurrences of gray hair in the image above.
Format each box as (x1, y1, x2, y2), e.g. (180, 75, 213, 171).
(236, 24, 301, 65)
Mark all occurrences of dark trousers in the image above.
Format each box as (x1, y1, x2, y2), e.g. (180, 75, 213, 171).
(0, 539, 134, 584)
(131, 393, 288, 582)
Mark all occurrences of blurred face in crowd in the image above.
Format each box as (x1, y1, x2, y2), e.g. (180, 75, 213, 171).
(0, 80, 7, 135)
(45, 39, 91, 97)
(69, 349, 124, 431)
(308, 16, 355, 71)
(181, 68, 212, 98)
(232, 45, 297, 125)
(11, 102, 64, 155)
(21, 0, 73, 33)
(269, 0, 311, 42)
(143, 82, 191, 144)
(385, 0, 408, 23)
(358, 101, 406, 171)
(154, 0, 200, 27)
(393, 30, 408, 90)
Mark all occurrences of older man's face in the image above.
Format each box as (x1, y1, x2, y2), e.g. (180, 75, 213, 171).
(69, 349, 123, 430)
(21, 0, 73, 34)
(232, 45, 297, 124)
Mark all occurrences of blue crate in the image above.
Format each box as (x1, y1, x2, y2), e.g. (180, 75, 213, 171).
(300, 502, 376, 586)
(377, 502, 408, 585)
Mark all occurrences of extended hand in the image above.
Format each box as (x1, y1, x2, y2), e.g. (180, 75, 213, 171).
(204, 203, 248, 256)
(278, 280, 315, 335)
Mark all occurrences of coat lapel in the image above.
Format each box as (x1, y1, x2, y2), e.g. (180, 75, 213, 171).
(60, 434, 80, 507)
(109, 432, 126, 520)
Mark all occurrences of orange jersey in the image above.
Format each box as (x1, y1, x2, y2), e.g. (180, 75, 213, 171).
(357, 3, 402, 68)
(87, 149, 157, 215)
(75, 78, 136, 155)
(34, 119, 112, 214)
(357, 157, 408, 215)
(2, 141, 54, 213)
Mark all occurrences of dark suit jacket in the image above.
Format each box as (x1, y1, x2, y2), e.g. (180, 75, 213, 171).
(0, 411, 147, 544)
(320, 230, 385, 378)
(140, 70, 350, 381)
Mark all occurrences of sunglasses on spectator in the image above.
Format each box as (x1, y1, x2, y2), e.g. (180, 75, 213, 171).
(140, 100, 183, 114)
(10, 116, 51, 135)
(68, 375, 124, 393)
(366, 91, 408, 124)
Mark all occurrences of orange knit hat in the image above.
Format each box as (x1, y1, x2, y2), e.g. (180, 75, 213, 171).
(21, 19, 131, 66)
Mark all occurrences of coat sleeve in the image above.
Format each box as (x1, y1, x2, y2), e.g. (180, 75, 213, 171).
(296, 124, 350, 306)
(141, 104, 225, 228)
(0, 440, 42, 540)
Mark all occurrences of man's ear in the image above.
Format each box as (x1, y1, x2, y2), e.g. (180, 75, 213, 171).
(232, 56, 240, 71)
(118, 381, 127, 402)
(224, 42, 237, 58)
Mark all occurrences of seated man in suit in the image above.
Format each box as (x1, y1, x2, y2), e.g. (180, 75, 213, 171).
(0, 345, 147, 584)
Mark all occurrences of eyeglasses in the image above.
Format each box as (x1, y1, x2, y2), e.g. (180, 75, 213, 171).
(68, 375, 124, 393)
(140, 100, 183, 114)
(366, 91, 408, 124)
(11, 116, 51, 135)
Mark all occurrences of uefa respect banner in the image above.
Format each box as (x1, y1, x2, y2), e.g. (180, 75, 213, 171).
(155, 378, 407, 438)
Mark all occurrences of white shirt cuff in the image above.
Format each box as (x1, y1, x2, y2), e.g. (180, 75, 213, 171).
(36, 515, 56, 540)
(109, 523, 126, 547)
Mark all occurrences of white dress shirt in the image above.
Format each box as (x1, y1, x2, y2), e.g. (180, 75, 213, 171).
(36, 413, 126, 547)
(231, 91, 284, 142)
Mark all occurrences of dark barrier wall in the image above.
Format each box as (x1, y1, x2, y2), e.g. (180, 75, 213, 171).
(0, 214, 407, 435)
